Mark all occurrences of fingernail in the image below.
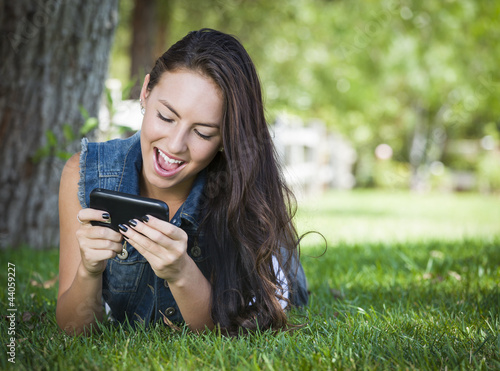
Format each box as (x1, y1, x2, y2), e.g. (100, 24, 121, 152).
(102, 213, 110, 220)
(118, 224, 128, 232)
(141, 215, 149, 223)
(122, 235, 129, 240)
(128, 219, 137, 227)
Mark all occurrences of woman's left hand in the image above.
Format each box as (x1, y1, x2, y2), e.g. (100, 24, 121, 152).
(119, 216, 190, 283)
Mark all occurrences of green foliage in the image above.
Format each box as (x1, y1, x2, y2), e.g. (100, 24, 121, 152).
(31, 107, 98, 164)
(78, 105, 99, 136)
(100, 77, 143, 140)
(1, 191, 499, 369)
(372, 159, 412, 189)
(111, 0, 500, 188)
(31, 128, 73, 163)
(31, 73, 137, 164)
(477, 151, 500, 192)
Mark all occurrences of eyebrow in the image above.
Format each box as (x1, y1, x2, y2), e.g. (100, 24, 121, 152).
(158, 99, 220, 128)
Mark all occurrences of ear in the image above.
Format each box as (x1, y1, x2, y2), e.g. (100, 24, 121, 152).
(140, 74, 151, 103)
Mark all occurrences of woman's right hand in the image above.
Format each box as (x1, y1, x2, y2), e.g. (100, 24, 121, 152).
(75, 208, 124, 276)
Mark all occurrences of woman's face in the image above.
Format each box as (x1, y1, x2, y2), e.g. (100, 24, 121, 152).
(140, 69, 223, 197)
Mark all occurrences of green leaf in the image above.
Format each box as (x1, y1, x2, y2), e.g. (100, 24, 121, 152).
(46, 129, 57, 148)
(62, 124, 76, 142)
(121, 78, 137, 100)
(79, 117, 99, 135)
(105, 88, 113, 107)
(32, 146, 50, 164)
(56, 150, 73, 161)
(78, 105, 89, 120)
(114, 124, 135, 135)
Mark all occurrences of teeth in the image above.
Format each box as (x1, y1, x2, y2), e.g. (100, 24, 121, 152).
(157, 149, 183, 164)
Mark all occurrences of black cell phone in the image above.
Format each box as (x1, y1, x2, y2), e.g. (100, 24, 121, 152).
(89, 188, 169, 231)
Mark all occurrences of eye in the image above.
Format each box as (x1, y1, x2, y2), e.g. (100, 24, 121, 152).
(156, 111, 174, 123)
(194, 129, 212, 140)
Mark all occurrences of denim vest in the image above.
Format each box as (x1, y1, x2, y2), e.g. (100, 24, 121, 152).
(78, 131, 308, 327)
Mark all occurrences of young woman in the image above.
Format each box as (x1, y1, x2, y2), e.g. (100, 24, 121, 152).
(56, 28, 308, 336)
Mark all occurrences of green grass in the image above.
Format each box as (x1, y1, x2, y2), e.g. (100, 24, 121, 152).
(296, 189, 500, 245)
(1, 190, 499, 370)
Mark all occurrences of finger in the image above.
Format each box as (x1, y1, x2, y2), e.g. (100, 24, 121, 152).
(119, 220, 189, 280)
(118, 222, 163, 256)
(81, 247, 122, 263)
(118, 221, 185, 267)
(140, 215, 186, 241)
(79, 248, 119, 274)
(76, 232, 124, 254)
(77, 208, 111, 224)
(77, 224, 123, 243)
(81, 237, 124, 253)
(125, 217, 188, 254)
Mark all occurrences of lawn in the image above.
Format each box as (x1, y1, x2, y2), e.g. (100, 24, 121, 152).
(1, 190, 499, 370)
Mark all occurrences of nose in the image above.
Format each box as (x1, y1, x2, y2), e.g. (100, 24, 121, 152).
(166, 122, 188, 154)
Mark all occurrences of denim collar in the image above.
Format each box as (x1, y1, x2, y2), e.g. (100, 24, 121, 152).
(174, 170, 206, 229)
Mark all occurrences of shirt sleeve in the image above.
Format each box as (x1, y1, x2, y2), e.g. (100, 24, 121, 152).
(272, 255, 289, 309)
(249, 256, 290, 309)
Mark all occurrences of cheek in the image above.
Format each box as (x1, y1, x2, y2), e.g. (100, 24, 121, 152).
(140, 125, 159, 159)
(191, 143, 219, 164)
(141, 118, 162, 143)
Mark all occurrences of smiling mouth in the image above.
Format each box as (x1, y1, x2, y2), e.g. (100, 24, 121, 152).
(155, 148, 186, 173)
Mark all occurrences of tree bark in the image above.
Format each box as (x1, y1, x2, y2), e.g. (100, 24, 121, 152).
(0, 0, 119, 249)
(129, 0, 172, 98)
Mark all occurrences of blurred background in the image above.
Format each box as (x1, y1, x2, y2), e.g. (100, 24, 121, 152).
(102, 0, 500, 196)
(1, 0, 499, 249)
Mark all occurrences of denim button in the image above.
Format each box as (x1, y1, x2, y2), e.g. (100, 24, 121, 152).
(163, 280, 169, 288)
(117, 248, 128, 260)
(191, 244, 201, 258)
(165, 307, 176, 316)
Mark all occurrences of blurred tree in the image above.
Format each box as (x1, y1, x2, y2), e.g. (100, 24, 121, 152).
(0, 0, 119, 248)
(110, 0, 500, 190)
(129, 0, 172, 98)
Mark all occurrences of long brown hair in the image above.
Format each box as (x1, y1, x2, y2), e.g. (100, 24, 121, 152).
(147, 29, 300, 335)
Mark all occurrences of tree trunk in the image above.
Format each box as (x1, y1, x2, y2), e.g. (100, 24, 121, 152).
(0, 0, 119, 249)
(129, 0, 172, 98)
